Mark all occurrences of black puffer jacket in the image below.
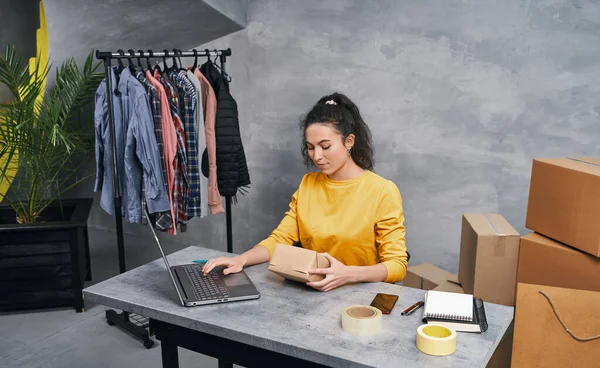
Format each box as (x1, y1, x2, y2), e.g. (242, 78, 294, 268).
(200, 61, 251, 197)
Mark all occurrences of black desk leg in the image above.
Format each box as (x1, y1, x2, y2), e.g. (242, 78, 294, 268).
(218, 360, 233, 368)
(161, 341, 179, 368)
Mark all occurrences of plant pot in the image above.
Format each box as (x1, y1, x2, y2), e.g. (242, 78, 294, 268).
(0, 198, 93, 313)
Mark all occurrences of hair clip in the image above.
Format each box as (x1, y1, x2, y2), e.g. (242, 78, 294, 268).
(325, 99, 337, 105)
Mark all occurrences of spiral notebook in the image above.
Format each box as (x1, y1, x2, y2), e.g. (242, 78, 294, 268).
(421, 290, 488, 333)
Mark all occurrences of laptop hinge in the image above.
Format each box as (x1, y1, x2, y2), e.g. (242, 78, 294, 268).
(172, 268, 189, 301)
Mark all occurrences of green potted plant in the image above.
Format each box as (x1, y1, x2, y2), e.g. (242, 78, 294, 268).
(0, 44, 103, 312)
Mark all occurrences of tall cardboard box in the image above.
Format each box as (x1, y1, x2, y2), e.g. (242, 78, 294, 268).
(517, 232, 600, 292)
(512, 283, 600, 367)
(403, 263, 455, 290)
(458, 214, 520, 306)
(526, 157, 600, 257)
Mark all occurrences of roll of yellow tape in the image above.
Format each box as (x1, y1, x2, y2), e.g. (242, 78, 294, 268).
(416, 324, 457, 356)
(341, 305, 382, 336)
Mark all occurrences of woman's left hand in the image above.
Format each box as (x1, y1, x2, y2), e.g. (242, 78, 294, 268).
(307, 253, 358, 292)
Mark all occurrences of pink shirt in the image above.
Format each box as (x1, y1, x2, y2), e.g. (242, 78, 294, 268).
(193, 70, 225, 215)
(146, 70, 179, 233)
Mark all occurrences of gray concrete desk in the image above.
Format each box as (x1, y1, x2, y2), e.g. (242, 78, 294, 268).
(83, 246, 514, 368)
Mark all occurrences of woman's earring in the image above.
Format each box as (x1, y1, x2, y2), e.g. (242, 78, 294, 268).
(347, 148, 352, 156)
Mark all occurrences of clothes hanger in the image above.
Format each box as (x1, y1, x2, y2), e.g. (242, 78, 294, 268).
(210, 49, 232, 82)
(146, 50, 153, 71)
(116, 49, 125, 72)
(137, 49, 145, 72)
(191, 49, 198, 71)
(152, 49, 164, 74)
(161, 49, 170, 73)
(168, 48, 178, 71)
(126, 49, 135, 72)
(200, 48, 213, 72)
(177, 49, 186, 72)
(128, 49, 138, 72)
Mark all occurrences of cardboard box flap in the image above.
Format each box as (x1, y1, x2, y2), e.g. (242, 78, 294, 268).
(536, 157, 600, 176)
(270, 244, 315, 275)
(464, 213, 520, 236)
(570, 156, 600, 166)
(522, 232, 583, 254)
(447, 274, 461, 286)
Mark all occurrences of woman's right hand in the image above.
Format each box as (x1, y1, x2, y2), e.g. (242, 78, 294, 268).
(202, 255, 247, 276)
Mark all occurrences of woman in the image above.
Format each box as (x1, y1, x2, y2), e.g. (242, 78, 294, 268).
(202, 92, 408, 291)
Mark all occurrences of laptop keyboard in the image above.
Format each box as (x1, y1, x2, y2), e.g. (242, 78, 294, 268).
(183, 265, 229, 300)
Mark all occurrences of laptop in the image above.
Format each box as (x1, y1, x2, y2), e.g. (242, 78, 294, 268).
(144, 208, 261, 307)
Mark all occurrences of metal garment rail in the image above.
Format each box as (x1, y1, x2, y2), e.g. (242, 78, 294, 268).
(95, 48, 235, 349)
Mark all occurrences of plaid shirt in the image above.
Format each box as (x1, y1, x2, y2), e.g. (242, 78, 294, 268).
(136, 69, 173, 231)
(158, 71, 189, 228)
(168, 70, 201, 219)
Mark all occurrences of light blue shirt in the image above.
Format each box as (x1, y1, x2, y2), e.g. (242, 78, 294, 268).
(95, 66, 127, 218)
(94, 67, 170, 223)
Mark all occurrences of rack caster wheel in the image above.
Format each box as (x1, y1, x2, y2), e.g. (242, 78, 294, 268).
(143, 339, 155, 349)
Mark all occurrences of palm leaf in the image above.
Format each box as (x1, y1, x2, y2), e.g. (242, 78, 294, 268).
(0, 44, 103, 223)
(0, 45, 48, 108)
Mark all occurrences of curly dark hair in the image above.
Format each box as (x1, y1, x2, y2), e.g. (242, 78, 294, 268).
(299, 92, 374, 170)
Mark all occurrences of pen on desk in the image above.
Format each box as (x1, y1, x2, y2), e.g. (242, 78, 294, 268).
(401, 301, 422, 315)
(405, 301, 424, 316)
(193, 260, 208, 264)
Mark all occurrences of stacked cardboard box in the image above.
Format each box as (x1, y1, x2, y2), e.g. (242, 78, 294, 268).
(512, 157, 600, 367)
(517, 233, 600, 292)
(525, 157, 600, 257)
(403, 263, 463, 292)
(521, 158, 600, 290)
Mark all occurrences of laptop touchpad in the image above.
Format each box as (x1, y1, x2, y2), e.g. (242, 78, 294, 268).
(223, 273, 250, 287)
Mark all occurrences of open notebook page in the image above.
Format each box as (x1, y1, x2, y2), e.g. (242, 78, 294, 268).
(423, 290, 473, 321)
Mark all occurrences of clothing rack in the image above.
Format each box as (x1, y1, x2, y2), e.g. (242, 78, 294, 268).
(95, 48, 235, 349)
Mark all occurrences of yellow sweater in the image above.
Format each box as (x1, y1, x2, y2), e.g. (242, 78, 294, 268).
(257, 170, 408, 283)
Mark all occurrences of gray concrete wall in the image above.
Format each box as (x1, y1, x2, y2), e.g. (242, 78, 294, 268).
(80, 0, 600, 274)
(43, 0, 244, 81)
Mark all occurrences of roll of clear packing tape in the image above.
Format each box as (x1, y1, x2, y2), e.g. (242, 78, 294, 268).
(341, 305, 383, 336)
(416, 324, 457, 356)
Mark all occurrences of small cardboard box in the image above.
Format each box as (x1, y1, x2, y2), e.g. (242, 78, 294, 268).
(517, 232, 600, 293)
(512, 283, 600, 367)
(458, 214, 521, 306)
(403, 263, 456, 290)
(433, 280, 465, 294)
(268, 244, 330, 283)
(526, 157, 600, 257)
